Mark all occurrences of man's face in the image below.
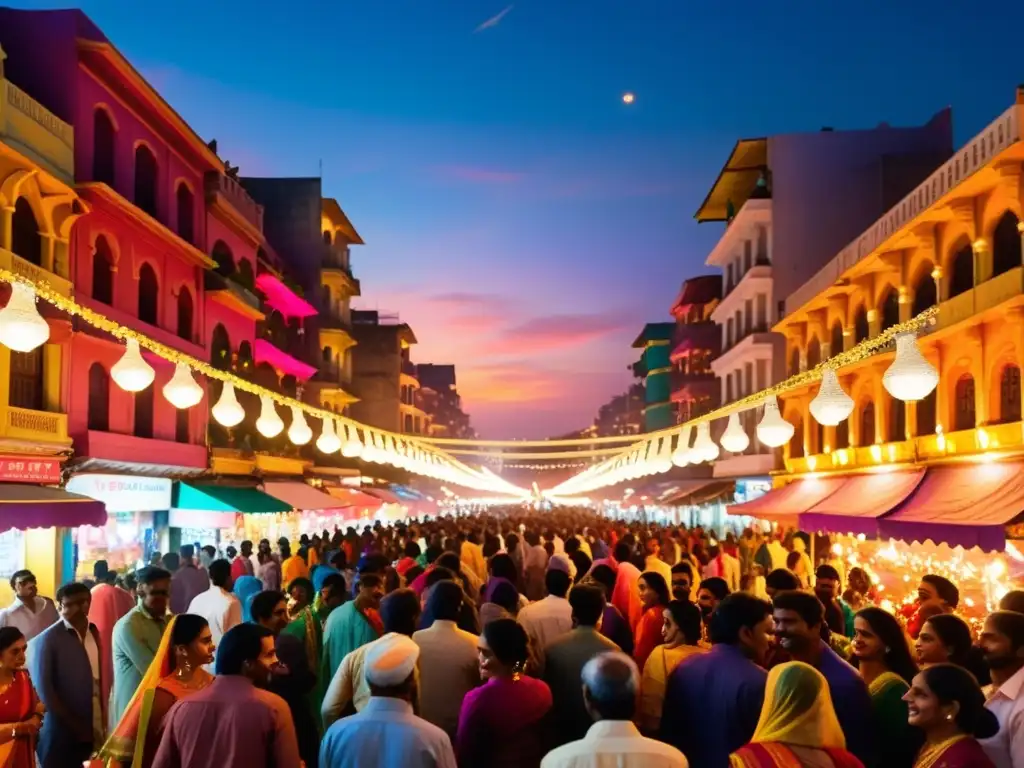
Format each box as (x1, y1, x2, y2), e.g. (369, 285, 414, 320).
(321, 586, 345, 612)
(980, 616, 1024, 671)
(265, 599, 290, 633)
(140, 578, 171, 616)
(672, 572, 692, 602)
(741, 615, 775, 667)
(59, 590, 91, 626)
(359, 581, 385, 610)
(248, 636, 280, 687)
(696, 588, 719, 618)
(241, 542, 253, 557)
(773, 608, 817, 654)
(13, 574, 37, 601)
(814, 578, 838, 603)
(917, 580, 943, 608)
(645, 539, 659, 557)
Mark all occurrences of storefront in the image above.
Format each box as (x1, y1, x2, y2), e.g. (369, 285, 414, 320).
(172, 482, 291, 552)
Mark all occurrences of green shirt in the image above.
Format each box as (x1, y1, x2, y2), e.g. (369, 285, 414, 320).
(109, 604, 168, 729)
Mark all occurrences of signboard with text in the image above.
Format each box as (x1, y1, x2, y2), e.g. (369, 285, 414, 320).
(0, 457, 61, 483)
(66, 474, 172, 513)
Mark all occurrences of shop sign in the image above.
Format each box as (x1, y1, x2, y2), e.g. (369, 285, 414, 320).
(66, 474, 172, 513)
(0, 457, 61, 483)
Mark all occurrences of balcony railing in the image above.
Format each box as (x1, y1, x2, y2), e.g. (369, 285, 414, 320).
(205, 172, 264, 232)
(204, 271, 263, 313)
(722, 324, 771, 353)
(723, 259, 772, 297)
(0, 79, 74, 184)
(1, 405, 70, 446)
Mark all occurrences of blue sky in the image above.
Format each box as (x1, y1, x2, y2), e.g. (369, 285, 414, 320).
(12, 0, 1024, 436)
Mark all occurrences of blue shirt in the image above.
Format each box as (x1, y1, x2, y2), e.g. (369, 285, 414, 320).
(660, 643, 766, 768)
(319, 697, 457, 768)
(814, 641, 875, 766)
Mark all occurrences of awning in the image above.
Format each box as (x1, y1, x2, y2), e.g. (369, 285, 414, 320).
(799, 470, 925, 537)
(0, 485, 106, 530)
(262, 481, 350, 511)
(364, 487, 402, 504)
(878, 462, 1024, 552)
(173, 482, 291, 514)
(325, 486, 385, 509)
(727, 476, 846, 526)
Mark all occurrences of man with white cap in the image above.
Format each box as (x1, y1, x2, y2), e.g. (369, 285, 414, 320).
(319, 633, 456, 768)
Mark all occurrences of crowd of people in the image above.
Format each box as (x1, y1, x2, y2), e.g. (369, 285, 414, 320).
(0, 507, 1021, 768)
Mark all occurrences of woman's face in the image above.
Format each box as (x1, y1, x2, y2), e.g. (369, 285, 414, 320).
(852, 616, 886, 662)
(0, 637, 27, 670)
(903, 672, 954, 731)
(662, 609, 681, 645)
(477, 634, 508, 681)
(180, 626, 216, 669)
(915, 621, 950, 666)
(638, 578, 658, 610)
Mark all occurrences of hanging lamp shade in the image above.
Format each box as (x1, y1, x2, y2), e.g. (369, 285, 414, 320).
(110, 338, 155, 392)
(316, 416, 341, 453)
(287, 405, 312, 445)
(671, 426, 692, 467)
(883, 332, 939, 402)
(256, 395, 284, 438)
(341, 423, 364, 458)
(809, 368, 854, 426)
(720, 412, 751, 453)
(211, 382, 245, 427)
(0, 282, 49, 353)
(162, 363, 203, 409)
(654, 436, 673, 473)
(756, 395, 794, 447)
(694, 421, 720, 462)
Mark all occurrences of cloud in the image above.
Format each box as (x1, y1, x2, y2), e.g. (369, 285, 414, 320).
(491, 312, 635, 354)
(433, 165, 526, 184)
(474, 4, 514, 33)
(428, 292, 510, 308)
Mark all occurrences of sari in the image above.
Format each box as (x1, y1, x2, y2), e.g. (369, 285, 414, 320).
(867, 671, 921, 768)
(729, 661, 863, 768)
(233, 576, 262, 623)
(282, 599, 328, 731)
(93, 617, 211, 768)
(0, 669, 40, 768)
(912, 735, 995, 768)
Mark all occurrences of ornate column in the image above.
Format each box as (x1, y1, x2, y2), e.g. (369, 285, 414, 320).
(898, 285, 911, 323)
(972, 238, 991, 285)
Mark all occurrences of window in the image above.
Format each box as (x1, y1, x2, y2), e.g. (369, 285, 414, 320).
(404, 414, 413, 433)
(236, 259, 255, 292)
(853, 306, 869, 344)
(830, 323, 844, 357)
(323, 230, 332, 245)
(175, 409, 189, 443)
(954, 374, 976, 431)
(1000, 365, 1022, 423)
(11, 198, 41, 266)
(138, 263, 159, 325)
(87, 363, 109, 431)
(813, 420, 824, 455)
(176, 288, 193, 341)
(992, 212, 1022, 279)
(835, 419, 850, 449)
(9, 349, 43, 411)
(806, 337, 821, 369)
(912, 266, 937, 316)
(134, 144, 158, 219)
(880, 288, 900, 332)
(888, 398, 906, 442)
(948, 242, 974, 299)
(788, 348, 800, 376)
(212, 241, 235, 277)
(916, 390, 937, 436)
(859, 403, 876, 446)
(211, 324, 231, 370)
(92, 236, 114, 304)
(176, 183, 194, 244)
(93, 109, 116, 186)
(134, 386, 154, 438)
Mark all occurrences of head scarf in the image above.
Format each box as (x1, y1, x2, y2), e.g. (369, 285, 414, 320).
(234, 575, 262, 623)
(750, 661, 846, 750)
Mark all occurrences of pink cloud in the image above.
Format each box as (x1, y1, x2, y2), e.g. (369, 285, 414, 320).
(433, 165, 526, 184)
(489, 312, 634, 354)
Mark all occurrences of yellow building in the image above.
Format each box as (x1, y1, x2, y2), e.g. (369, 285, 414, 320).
(317, 197, 361, 413)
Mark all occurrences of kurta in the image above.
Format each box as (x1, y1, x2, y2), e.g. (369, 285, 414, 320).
(639, 644, 707, 734)
(110, 605, 169, 729)
(456, 675, 553, 768)
(320, 697, 456, 768)
(632, 606, 664, 672)
(320, 601, 380, 684)
(541, 720, 688, 768)
(543, 627, 620, 746)
(612, 562, 643, 631)
(169, 564, 208, 616)
(90, 583, 134, 710)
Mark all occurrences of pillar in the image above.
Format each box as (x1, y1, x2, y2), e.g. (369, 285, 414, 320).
(43, 343, 61, 413)
(932, 265, 944, 303)
(40, 232, 56, 274)
(867, 309, 880, 339)
(898, 285, 911, 323)
(973, 239, 991, 285)
(0, 205, 12, 250)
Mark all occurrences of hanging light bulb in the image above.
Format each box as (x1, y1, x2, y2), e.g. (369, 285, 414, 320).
(341, 424, 364, 458)
(362, 432, 381, 463)
(720, 412, 751, 453)
(694, 421, 720, 462)
(211, 382, 245, 427)
(654, 436, 673, 473)
(288, 406, 312, 445)
(809, 368, 854, 426)
(316, 416, 341, 453)
(671, 426, 692, 467)
(162, 362, 203, 409)
(256, 395, 284, 437)
(110, 338, 155, 392)
(757, 395, 794, 447)
(883, 332, 939, 401)
(0, 282, 49, 352)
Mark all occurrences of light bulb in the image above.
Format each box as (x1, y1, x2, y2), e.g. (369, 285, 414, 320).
(288, 406, 312, 445)
(256, 395, 284, 437)
(162, 362, 203, 409)
(654, 436, 673, 473)
(341, 424, 364, 458)
(720, 412, 750, 453)
(809, 368, 854, 426)
(694, 421, 719, 462)
(316, 416, 341, 453)
(0, 282, 49, 352)
(671, 426, 692, 467)
(211, 382, 245, 427)
(757, 395, 795, 447)
(110, 338, 155, 392)
(883, 332, 939, 401)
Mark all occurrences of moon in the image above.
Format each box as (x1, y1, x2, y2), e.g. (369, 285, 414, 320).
(622, 92, 635, 105)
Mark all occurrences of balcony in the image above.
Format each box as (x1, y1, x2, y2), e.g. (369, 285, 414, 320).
(205, 172, 264, 236)
(934, 266, 1024, 335)
(0, 246, 72, 298)
(75, 429, 206, 472)
(724, 260, 772, 298)
(253, 337, 317, 382)
(204, 270, 265, 321)
(0, 405, 71, 452)
(321, 246, 361, 297)
(0, 78, 74, 184)
(255, 272, 317, 319)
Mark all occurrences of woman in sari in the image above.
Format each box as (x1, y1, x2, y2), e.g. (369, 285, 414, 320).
(233, 575, 262, 623)
(639, 599, 706, 734)
(903, 664, 997, 768)
(633, 571, 670, 671)
(95, 614, 214, 768)
(730, 661, 864, 768)
(0, 628, 43, 768)
(851, 607, 922, 768)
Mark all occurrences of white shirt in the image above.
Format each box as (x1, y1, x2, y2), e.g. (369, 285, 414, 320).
(0, 596, 58, 641)
(541, 719, 688, 768)
(517, 595, 573, 658)
(982, 664, 1024, 768)
(186, 585, 241, 646)
(643, 556, 673, 587)
(412, 620, 481, 738)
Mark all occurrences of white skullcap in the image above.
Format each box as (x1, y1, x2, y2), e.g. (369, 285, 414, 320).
(364, 633, 420, 687)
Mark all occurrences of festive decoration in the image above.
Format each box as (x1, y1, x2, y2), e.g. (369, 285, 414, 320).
(671, 426, 692, 467)
(341, 423, 364, 458)
(757, 395, 794, 447)
(211, 382, 245, 427)
(256, 395, 285, 438)
(316, 416, 341, 454)
(0, 282, 49, 352)
(809, 368, 854, 426)
(653, 435, 673, 473)
(287, 406, 312, 446)
(883, 332, 939, 402)
(720, 412, 750, 453)
(162, 363, 203, 409)
(693, 421, 719, 462)
(110, 339, 155, 393)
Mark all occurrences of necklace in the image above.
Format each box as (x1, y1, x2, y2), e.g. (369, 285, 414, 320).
(915, 733, 970, 768)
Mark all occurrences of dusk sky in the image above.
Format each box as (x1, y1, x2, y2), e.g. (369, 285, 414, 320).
(13, 1, 1024, 437)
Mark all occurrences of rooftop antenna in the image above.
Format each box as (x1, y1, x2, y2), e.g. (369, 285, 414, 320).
(318, 158, 323, 179)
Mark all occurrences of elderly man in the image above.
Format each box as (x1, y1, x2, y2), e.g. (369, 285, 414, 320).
(541, 652, 686, 767)
(319, 634, 456, 768)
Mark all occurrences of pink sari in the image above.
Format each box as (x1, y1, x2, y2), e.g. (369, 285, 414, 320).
(0, 670, 39, 768)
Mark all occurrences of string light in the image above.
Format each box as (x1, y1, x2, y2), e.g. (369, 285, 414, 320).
(211, 382, 245, 427)
(110, 339, 155, 392)
(256, 395, 285, 438)
(884, 332, 939, 401)
(287, 406, 312, 446)
(720, 412, 750, 453)
(0, 282, 49, 352)
(316, 416, 341, 454)
(757, 395, 794, 447)
(809, 368, 854, 426)
(162, 363, 203, 409)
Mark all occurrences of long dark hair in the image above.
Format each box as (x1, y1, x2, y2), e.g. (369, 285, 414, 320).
(639, 571, 670, 607)
(923, 614, 973, 667)
(0, 627, 24, 654)
(919, 664, 999, 739)
(482, 618, 530, 669)
(488, 552, 520, 590)
(169, 614, 209, 671)
(854, 607, 918, 684)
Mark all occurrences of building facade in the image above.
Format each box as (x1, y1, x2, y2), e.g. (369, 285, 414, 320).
(632, 322, 676, 432)
(417, 363, 473, 438)
(669, 275, 722, 423)
(347, 310, 422, 434)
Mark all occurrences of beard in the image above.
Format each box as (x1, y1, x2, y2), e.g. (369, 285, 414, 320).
(985, 652, 1020, 671)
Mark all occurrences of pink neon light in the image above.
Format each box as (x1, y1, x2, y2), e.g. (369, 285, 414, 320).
(254, 338, 318, 381)
(255, 273, 317, 318)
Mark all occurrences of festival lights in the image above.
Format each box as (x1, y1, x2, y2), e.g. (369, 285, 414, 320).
(883, 332, 939, 402)
(756, 395, 794, 447)
(720, 412, 750, 453)
(256, 395, 285, 438)
(110, 339, 155, 393)
(287, 406, 313, 446)
(211, 382, 245, 427)
(809, 368, 854, 426)
(316, 416, 341, 454)
(0, 282, 49, 352)
(162, 363, 204, 409)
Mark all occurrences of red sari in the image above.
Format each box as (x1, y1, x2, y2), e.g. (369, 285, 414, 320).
(633, 605, 664, 671)
(0, 670, 39, 768)
(912, 736, 995, 768)
(730, 743, 863, 768)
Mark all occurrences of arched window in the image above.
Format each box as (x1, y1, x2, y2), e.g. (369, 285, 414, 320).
(830, 323, 844, 358)
(880, 287, 900, 332)
(134, 385, 154, 439)
(853, 306, 869, 344)
(916, 390, 937, 436)
(999, 365, 1021, 423)
(237, 341, 253, 374)
(954, 374, 976, 431)
(859, 403, 876, 446)
(322, 347, 332, 365)
(92, 236, 114, 304)
(789, 420, 804, 459)
(912, 265, 937, 316)
(212, 241, 235, 277)
(175, 409, 189, 443)
(948, 241, 974, 299)
(404, 413, 414, 433)
(788, 347, 800, 376)
(11, 198, 41, 266)
(210, 324, 231, 370)
(138, 263, 159, 325)
(87, 362, 109, 431)
(236, 259, 255, 291)
(992, 212, 1022, 278)
(835, 419, 850, 449)
(93, 108, 116, 186)
(806, 337, 821, 369)
(9, 348, 43, 411)
(134, 144, 158, 219)
(176, 288, 193, 341)
(888, 398, 906, 442)
(176, 183, 194, 244)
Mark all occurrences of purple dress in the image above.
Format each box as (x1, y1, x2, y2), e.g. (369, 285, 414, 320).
(455, 675, 552, 768)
